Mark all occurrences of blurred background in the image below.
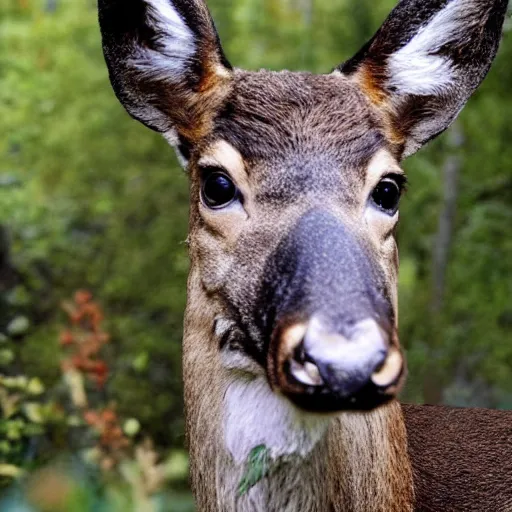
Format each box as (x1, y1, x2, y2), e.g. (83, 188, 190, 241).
(1, 0, 511, 510)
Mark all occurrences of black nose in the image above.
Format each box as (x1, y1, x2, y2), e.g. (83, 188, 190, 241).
(261, 209, 404, 411)
(272, 316, 405, 412)
(298, 316, 389, 396)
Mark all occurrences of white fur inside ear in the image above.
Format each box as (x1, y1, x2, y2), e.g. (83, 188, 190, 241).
(134, 0, 196, 79)
(163, 129, 189, 168)
(388, 0, 469, 96)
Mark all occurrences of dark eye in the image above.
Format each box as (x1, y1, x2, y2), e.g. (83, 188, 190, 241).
(371, 179, 402, 215)
(201, 171, 238, 209)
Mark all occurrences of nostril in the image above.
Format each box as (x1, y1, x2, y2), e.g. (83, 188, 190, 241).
(371, 346, 403, 389)
(289, 340, 325, 387)
(290, 357, 324, 387)
(371, 348, 389, 374)
(372, 351, 388, 375)
(292, 341, 306, 365)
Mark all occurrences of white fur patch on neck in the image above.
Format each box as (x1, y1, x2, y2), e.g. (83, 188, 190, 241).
(388, 0, 468, 96)
(134, 0, 195, 78)
(223, 376, 329, 464)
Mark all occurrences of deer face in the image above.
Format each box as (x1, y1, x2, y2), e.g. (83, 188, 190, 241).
(99, 0, 507, 412)
(190, 71, 405, 411)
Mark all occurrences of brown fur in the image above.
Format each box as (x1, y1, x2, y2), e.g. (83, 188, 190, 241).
(403, 404, 512, 512)
(327, 402, 415, 512)
(350, 65, 406, 152)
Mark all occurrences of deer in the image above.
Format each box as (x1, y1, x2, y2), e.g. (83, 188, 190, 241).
(98, 0, 512, 510)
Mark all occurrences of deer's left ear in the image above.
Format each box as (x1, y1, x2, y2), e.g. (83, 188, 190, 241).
(99, 0, 232, 156)
(339, 0, 508, 159)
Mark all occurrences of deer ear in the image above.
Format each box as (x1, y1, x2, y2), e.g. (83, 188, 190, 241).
(99, 0, 232, 155)
(339, 0, 508, 159)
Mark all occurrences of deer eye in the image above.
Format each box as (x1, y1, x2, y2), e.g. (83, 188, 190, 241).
(371, 178, 402, 215)
(201, 171, 238, 209)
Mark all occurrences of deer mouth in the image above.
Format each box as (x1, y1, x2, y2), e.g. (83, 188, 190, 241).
(268, 317, 406, 413)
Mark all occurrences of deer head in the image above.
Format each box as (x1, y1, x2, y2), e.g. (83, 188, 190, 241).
(99, 2, 507, 500)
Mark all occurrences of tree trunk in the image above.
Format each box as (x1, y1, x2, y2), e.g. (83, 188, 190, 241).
(431, 124, 464, 314)
(424, 124, 464, 405)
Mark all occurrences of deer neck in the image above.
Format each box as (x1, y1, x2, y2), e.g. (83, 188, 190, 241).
(183, 275, 414, 512)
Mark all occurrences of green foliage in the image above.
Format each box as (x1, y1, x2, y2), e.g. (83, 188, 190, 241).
(0, 328, 59, 484)
(1, 0, 188, 447)
(238, 445, 272, 496)
(0, 462, 195, 512)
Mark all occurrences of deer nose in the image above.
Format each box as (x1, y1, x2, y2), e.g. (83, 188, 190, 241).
(273, 316, 405, 412)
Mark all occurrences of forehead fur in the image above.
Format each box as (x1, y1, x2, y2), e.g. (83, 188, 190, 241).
(213, 70, 386, 164)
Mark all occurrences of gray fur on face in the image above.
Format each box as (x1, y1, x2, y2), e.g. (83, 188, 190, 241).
(186, 72, 395, 369)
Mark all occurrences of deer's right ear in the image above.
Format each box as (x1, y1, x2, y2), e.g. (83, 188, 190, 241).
(339, 0, 508, 159)
(99, 0, 232, 156)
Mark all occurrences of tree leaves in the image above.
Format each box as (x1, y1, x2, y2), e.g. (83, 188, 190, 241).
(238, 445, 272, 496)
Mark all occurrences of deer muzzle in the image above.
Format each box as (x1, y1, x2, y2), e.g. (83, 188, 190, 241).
(262, 209, 405, 412)
(271, 315, 404, 412)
